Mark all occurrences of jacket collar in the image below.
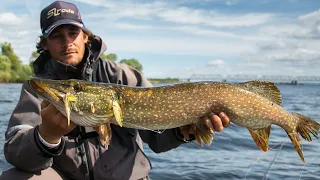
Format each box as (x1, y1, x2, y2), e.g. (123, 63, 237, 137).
(33, 35, 107, 80)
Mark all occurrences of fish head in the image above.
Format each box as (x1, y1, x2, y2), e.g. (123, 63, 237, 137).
(27, 78, 117, 118)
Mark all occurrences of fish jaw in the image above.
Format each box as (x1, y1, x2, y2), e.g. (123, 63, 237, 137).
(28, 78, 64, 102)
(28, 78, 78, 126)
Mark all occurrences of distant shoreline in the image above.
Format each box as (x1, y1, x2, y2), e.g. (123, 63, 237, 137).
(0, 82, 23, 84)
(147, 78, 183, 84)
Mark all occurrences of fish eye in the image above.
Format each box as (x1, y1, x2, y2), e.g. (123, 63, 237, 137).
(74, 83, 82, 91)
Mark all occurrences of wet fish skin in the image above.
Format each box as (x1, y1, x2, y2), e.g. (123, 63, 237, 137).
(27, 78, 320, 163)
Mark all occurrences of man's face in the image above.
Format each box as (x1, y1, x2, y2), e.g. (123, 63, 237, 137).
(42, 25, 88, 65)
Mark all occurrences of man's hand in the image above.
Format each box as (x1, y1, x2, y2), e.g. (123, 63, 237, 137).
(39, 100, 77, 144)
(179, 112, 230, 141)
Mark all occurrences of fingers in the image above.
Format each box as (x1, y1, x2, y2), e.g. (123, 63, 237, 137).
(59, 116, 77, 130)
(41, 103, 59, 120)
(202, 116, 214, 133)
(42, 105, 76, 130)
(187, 124, 196, 134)
(41, 103, 70, 127)
(209, 113, 224, 132)
(52, 112, 67, 124)
(219, 112, 230, 128)
(202, 112, 230, 133)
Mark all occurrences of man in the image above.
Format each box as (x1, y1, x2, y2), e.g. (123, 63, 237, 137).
(1, 1, 230, 180)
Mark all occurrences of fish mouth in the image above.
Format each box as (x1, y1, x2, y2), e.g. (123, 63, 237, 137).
(28, 78, 77, 126)
(28, 78, 65, 102)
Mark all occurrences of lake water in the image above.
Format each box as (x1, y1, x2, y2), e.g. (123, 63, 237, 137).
(0, 83, 319, 180)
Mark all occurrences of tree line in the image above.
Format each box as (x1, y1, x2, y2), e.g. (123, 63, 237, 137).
(0, 42, 143, 83)
(0, 42, 33, 83)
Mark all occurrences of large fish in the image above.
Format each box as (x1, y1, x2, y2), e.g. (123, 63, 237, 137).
(27, 78, 320, 163)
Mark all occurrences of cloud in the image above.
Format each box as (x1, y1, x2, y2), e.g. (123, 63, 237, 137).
(260, 9, 320, 39)
(225, 0, 241, 5)
(159, 7, 275, 27)
(104, 35, 255, 56)
(76, 0, 168, 21)
(114, 23, 155, 30)
(77, 0, 276, 28)
(270, 49, 320, 65)
(257, 40, 300, 51)
(172, 26, 238, 37)
(243, 45, 320, 67)
(171, 25, 271, 42)
(240, 9, 320, 76)
(207, 59, 226, 67)
(297, 9, 320, 39)
(0, 11, 39, 62)
(177, 0, 247, 6)
(1, 0, 319, 78)
(0, 12, 28, 26)
(298, 9, 320, 26)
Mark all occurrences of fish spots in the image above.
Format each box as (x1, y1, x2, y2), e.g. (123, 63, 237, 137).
(146, 90, 153, 97)
(124, 89, 136, 96)
(55, 81, 286, 132)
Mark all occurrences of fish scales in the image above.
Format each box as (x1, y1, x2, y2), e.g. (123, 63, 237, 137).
(27, 78, 320, 163)
(118, 82, 292, 131)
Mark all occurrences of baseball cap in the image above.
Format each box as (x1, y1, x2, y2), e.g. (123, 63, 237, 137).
(40, 1, 87, 37)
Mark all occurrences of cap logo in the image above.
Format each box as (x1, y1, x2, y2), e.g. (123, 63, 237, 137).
(47, 8, 75, 19)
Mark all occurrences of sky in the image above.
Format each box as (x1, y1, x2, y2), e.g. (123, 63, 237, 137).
(0, 0, 320, 79)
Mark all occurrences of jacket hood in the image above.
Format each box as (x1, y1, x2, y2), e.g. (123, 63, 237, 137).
(33, 35, 107, 78)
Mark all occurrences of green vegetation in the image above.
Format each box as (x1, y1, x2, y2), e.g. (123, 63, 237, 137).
(0, 42, 33, 83)
(100, 53, 117, 62)
(119, 59, 143, 72)
(148, 78, 182, 84)
(100, 53, 143, 72)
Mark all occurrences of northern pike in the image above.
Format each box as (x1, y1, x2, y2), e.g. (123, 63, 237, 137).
(27, 78, 320, 163)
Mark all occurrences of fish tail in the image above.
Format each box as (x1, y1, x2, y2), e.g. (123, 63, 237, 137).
(286, 113, 320, 163)
(293, 112, 320, 142)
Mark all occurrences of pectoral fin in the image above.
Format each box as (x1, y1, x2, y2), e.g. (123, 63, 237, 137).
(112, 100, 123, 127)
(248, 125, 271, 152)
(94, 123, 112, 146)
(63, 97, 70, 126)
(63, 92, 77, 126)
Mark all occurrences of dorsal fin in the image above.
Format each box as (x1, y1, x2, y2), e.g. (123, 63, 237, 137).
(239, 81, 282, 105)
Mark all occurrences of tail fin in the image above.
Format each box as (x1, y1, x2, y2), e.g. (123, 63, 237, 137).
(287, 113, 320, 163)
(293, 112, 320, 141)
